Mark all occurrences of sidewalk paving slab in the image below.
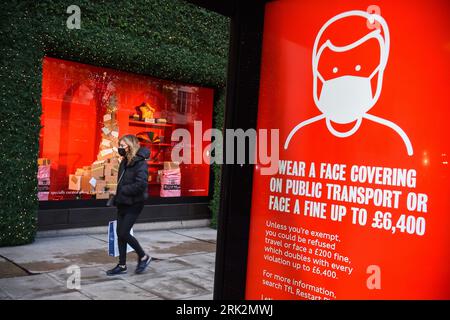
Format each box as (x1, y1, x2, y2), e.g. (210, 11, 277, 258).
(144, 240, 216, 259)
(170, 228, 218, 243)
(89, 229, 216, 260)
(0, 227, 218, 300)
(184, 293, 214, 300)
(129, 271, 211, 300)
(33, 291, 92, 300)
(166, 268, 215, 291)
(121, 262, 214, 291)
(79, 279, 163, 300)
(136, 231, 216, 259)
(0, 235, 113, 273)
(0, 257, 28, 279)
(102, 257, 198, 283)
(46, 266, 118, 286)
(0, 273, 73, 300)
(0, 288, 11, 300)
(174, 253, 216, 272)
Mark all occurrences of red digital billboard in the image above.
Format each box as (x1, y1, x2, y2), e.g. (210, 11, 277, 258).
(246, 0, 450, 299)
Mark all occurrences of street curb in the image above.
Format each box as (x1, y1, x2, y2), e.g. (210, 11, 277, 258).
(36, 219, 212, 238)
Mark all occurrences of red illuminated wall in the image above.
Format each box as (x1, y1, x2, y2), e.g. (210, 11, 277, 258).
(40, 57, 213, 200)
(246, 0, 450, 299)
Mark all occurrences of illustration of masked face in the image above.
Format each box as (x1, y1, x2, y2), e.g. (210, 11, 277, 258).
(313, 25, 388, 125)
(285, 11, 412, 155)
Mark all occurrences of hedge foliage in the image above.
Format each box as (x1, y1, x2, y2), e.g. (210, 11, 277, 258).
(0, 0, 228, 246)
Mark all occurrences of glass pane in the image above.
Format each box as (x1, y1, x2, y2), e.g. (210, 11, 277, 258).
(39, 57, 213, 201)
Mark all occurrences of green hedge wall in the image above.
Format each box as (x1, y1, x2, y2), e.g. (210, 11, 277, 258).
(0, 0, 228, 246)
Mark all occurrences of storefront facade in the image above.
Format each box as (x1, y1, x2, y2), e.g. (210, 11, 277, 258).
(0, 0, 229, 245)
(37, 56, 216, 230)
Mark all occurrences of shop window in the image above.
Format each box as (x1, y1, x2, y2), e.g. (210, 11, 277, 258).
(38, 57, 213, 201)
(177, 89, 196, 114)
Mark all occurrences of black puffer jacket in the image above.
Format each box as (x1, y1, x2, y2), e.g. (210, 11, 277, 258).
(114, 147, 149, 206)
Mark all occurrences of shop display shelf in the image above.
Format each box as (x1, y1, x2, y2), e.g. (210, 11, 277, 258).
(140, 142, 172, 147)
(147, 161, 164, 166)
(129, 120, 174, 128)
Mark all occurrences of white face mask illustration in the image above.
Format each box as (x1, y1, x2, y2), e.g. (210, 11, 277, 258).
(317, 72, 377, 124)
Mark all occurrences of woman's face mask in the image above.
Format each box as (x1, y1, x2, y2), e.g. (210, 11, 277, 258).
(118, 144, 128, 157)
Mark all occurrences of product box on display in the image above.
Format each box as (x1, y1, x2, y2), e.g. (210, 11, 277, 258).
(164, 161, 180, 170)
(156, 118, 167, 124)
(38, 185, 50, 192)
(38, 158, 51, 166)
(106, 182, 117, 194)
(105, 174, 117, 183)
(38, 178, 50, 186)
(160, 169, 181, 197)
(96, 191, 110, 200)
(104, 163, 112, 177)
(68, 174, 82, 191)
(81, 175, 94, 194)
(38, 165, 51, 179)
(38, 192, 49, 201)
(91, 165, 104, 179)
(95, 179, 107, 193)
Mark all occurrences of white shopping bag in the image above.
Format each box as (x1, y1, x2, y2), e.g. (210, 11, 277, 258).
(108, 220, 135, 257)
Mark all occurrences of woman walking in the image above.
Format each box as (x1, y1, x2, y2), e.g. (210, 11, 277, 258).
(106, 134, 152, 275)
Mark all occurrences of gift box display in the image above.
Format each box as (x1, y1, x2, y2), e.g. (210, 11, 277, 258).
(38, 158, 51, 166)
(81, 175, 94, 194)
(160, 168, 181, 197)
(91, 162, 105, 179)
(164, 161, 180, 170)
(66, 95, 120, 199)
(96, 191, 110, 199)
(106, 182, 118, 194)
(37, 158, 51, 201)
(68, 174, 82, 191)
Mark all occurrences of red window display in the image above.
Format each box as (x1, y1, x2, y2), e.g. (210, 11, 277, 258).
(39, 57, 213, 201)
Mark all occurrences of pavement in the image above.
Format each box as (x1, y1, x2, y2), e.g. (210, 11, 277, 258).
(0, 226, 217, 300)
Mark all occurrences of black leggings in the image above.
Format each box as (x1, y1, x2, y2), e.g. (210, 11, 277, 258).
(117, 202, 145, 265)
